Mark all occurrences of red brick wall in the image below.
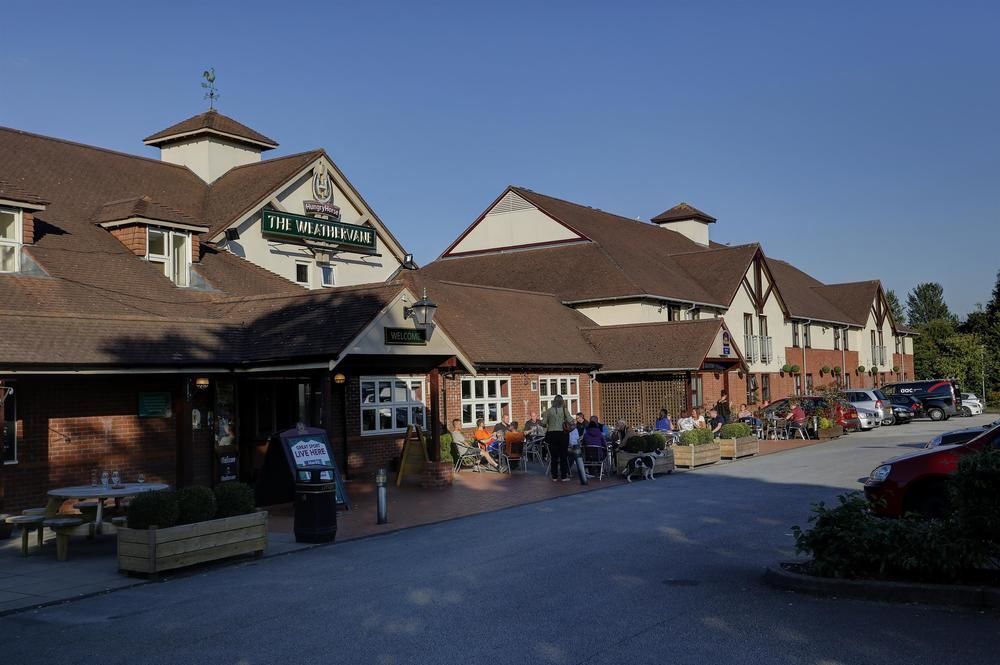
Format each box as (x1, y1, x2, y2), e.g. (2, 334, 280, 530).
(1, 376, 186, 513)
(109, 224, 147, 256)
(192, 234, 201, 263)
(22, 212, 34, 245)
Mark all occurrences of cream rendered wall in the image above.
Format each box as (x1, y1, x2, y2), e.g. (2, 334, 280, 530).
(228, 170, 401, 289)
(859, 310, 895, 369)
(160, 138, 262, 184)
(575, 301, 671, 326)
(450, 205, 580, 254)
(655, 219, 709, 246)
(721, 264, 786, 373)
(809, 323, 835, 350)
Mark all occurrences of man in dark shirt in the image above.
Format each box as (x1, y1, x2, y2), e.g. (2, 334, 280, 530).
(708, 408, 726, 437)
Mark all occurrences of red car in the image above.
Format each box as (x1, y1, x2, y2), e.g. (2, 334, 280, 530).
(864, 422, 1000, 516)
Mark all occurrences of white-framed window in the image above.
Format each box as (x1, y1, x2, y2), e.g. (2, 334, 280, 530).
(461, 376, 511, 427)
(538, 375, 579, 416)
(794, 374, 802, 396)
(0, 207, 22, 273)
(147, 228, 190, 287)
(319, 264, 334, 288)
(294, 261, 311, 286)
(360, 376, 426, 435)
(2, 387, 16, 464)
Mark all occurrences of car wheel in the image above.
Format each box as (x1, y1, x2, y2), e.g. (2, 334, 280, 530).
(962, 406, 972, 417)
(882, 415, 896, 426)
(928, 407, 945, 421)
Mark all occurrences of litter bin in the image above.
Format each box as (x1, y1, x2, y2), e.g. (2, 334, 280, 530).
(294, 465, 337, 543)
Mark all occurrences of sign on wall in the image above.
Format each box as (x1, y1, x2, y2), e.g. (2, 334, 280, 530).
(261, 208, 375, 251)
(384, 327, 428, 346)
(138, 392, 171, 418)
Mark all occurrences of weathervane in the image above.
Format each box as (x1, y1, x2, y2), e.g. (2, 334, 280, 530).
(202, 68, 219, 110)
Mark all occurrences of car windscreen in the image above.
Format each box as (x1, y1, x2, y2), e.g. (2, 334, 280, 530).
(873, 390, 888, 401)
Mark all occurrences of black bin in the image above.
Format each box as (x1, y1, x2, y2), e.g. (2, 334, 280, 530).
(294, 465, 337, 543)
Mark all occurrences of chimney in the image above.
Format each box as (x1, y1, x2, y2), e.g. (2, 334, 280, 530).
(143, 110, 278, 183)
(650, 202, 716, 246)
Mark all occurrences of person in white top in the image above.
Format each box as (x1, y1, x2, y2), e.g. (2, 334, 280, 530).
(691, 408, 707, 429)
(677, 410, 696, 432)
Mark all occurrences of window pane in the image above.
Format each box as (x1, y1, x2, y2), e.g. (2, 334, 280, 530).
(474, 404, 485, 422)
(379, 408, 393, 430)
(559, 379, 568, 395)
(362, 408, 376, 432)
(410, 381, 423, 403)
(500, 380, 509, 398)
(569, 378, 577, 394)
(540, 400, 549, 413)
(462, 404, 472, 425)
(148, 229, 166, 256)
(412, 407, 424, 428)
(361, 382, 375, 404)
(474, 381, 484, 399)
(488, 403, 498, 423)
(171, 233, 188, 286)
(320, 265, 334, 287)
(461, 379, 471, 400)
(395, 407, 409, 429)
(539, 381, 548, 397)
(378, 381, 392, 403)
(295, 263, 309, 284)
(487, 380, 497, 398)
(0, 245, 15, 272)
(570, 400, 578, 414)
(394, 380, 408, 403)
(0, 210, 16, 240)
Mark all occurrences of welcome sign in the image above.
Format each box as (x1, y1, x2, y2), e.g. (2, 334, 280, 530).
(261, 208, 376, 250)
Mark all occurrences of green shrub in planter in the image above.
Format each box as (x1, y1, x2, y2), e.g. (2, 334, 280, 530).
(176, 486, 217, 525)
(214, 482, 256, 518)
(719, 422, 752, 439)
(649, 432, 667, 450)
(818, 417, 832, 430)
(950, 449, 1000, 567)
(127, 490, 179, 530)
(438, 433, 454, 465)
(820, 365, 831, 376)
(832, 366, 842, 375)
(781, 364, 792, 374)
(678, 430, 701, 446)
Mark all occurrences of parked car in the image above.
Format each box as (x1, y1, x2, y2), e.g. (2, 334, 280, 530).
(843, 389, 892, 426)
(880, 380, 960, 421)
(888, 394, 924, 420)
(865, 420, 1000, 516)
(924, 417, 1000, 448)
(855, 406, 881, 431)
(888, 402, 914, 425)
(760, 396, 860, 432)
(960, 392, 984, 417)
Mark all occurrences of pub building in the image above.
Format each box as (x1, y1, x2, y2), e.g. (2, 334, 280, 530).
(0, 108, 911, 513)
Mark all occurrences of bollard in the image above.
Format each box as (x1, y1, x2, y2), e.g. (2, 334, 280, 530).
(376, 467, 388, 524)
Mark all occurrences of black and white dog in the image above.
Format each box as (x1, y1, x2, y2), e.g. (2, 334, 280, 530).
(623, 449, 663, 483)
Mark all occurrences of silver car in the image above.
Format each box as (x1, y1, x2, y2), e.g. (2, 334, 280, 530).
(854, 406, 881, 431)
(844, 389, 892, 425)
(960, 392, 984, 417)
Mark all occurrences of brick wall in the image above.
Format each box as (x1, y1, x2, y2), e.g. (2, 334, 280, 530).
(192, 234, 201, 263)
(22, 212, 34, 245)
(109, 224, 147, 256)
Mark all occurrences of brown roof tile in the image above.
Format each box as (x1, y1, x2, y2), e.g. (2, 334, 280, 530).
(582, 320, 727, 372)
(812, 281, 880, 327)
(0, 178, 48, 206)
(651, 202, 716, 224)
(92, 195, 203, 227)
(144, 110, 278, 148)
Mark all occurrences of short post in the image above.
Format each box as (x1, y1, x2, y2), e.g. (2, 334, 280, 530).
(375, 468, 388, 525)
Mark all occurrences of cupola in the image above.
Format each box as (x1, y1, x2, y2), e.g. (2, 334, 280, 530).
(144, 110, 278, 184)
(651, 202, 716, 246)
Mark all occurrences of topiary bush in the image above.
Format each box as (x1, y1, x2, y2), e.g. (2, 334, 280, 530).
(176, 486, 217, 525)
(789, 364, 801, 374)
(127, 490, 179, 530)
(818, 417, 832, 430)
(648, 432, 667, 450)
(679, 429, 716, 445)
(719, 423, 752, 439)
(950, 449, 1000, 568)
(214, 482, 256, 518)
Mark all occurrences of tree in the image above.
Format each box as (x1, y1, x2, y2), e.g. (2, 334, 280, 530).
(987, 269, 1000, 318)
(906, 283, 955, 328)
(912, 319, 982, 385)
(886, 289, 905, 325)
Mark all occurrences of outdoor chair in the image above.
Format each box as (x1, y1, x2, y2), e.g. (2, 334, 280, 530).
(454, 438, 484, 473)
(523, 434, 547, 467)
(582, 444, 610, 480)
(6, 514, 45, 556)
(498, 432, 525, 473)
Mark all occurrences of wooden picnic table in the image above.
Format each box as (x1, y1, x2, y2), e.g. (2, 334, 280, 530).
(48, 483, 169, 532)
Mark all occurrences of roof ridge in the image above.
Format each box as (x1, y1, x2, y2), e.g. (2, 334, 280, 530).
(212, 148, 324, 177)
(668, 242, 759, 259)
(0, 308, 229, 325)
(580, 319, 720, 331)
(0, 126, 199, 174)
(511, 186, 660, 230)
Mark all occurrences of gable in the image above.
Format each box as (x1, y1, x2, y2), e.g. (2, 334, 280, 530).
(444, 190, 584, 256)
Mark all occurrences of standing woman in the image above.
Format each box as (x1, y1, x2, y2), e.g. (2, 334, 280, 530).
(542, 394, 574, 481)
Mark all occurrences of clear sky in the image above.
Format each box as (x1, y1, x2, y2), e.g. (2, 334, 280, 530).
(3, 1, 997, 316)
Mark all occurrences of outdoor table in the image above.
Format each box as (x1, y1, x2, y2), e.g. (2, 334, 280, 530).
(47, 483, 169, 533)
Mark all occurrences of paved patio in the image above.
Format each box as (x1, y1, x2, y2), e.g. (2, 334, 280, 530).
(0, 434, 825, 616)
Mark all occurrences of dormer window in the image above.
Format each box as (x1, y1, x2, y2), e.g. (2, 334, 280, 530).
(148, 228, 191, 287)
(0, 207, 20, 273)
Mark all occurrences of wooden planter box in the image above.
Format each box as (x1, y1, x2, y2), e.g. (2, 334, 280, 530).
(816, 425, 844, 439)
(720, 435, 759, 459)
(672, 441, 721, 468)
(616, 449, 675, 476)
(118, 511, 267, 576)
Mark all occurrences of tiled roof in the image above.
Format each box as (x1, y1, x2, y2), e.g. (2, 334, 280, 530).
(582, 320, 727, 372)
(144, 110, 278, 148)
(651, 202, 716, 224)
(813, 281, 880, 327)
(0, 178, 48, 206)
(92, 195, 202, 227)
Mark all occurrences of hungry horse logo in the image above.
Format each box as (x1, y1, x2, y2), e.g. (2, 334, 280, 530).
(312, 169, 332, 203)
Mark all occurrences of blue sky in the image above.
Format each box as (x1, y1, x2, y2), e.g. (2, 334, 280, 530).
(3, 1, 997, 316)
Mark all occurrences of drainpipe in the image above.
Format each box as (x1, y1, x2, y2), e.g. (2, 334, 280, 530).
(841, 327, 847, 389)
(682, 303, 698, 320)
(801, 320, 811, 392)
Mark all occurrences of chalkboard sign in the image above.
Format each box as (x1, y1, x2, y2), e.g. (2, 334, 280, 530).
(276, 426, 351, 510)
(138, 392, 171, 418)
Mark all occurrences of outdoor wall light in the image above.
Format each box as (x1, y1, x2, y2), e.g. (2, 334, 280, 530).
(194, 377, 210, 390)
(333, 372, 347, 385)
(403, 288, 437, 329)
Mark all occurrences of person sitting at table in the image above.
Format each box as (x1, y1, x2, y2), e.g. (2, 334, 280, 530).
(451, 418, 493, 470)
(677, 411, 696, 432)
(737, 403, 753, 419)
(786, 400, 808, 437)
(609, 419, 630, 451)
(654, 408, 673, 434)
(574, 412, 587, 439)
(582, 415, 606, 448)
(708, 408, 725, 437)
(493, 413, 513, 438)
(473, 418, 501, 469)
(523, 411, 545, 438)
(738, 403, 762, 430)
(691, 408, 706, 429)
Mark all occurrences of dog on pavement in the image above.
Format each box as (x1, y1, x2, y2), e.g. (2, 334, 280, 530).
(624, 449, 663, 482)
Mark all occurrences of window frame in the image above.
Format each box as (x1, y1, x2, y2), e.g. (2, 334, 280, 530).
(791, 322, 800, 347)
(2, 387, 15, 464)
(360, 375, 427, 436)
(537, 375, 581, 419)
(834, 327, 841, 351)
(462, 376, 513, 428)
(0, 206, 22, 274)
(803, 323, 811, 348)
(794, 374, 802, 396)
(690, 374, 704, 408)
(319, 264, 335, 288)
(760, 374, 771, 402)
(294, 260, 311, 286)
(146, 227, 191, 287)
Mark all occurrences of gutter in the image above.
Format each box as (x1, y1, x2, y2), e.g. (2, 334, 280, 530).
(563, 295, 724, 309)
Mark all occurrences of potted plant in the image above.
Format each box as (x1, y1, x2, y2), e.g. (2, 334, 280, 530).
(815, 415, 844, 440)
(869, 366, 878, 375)
(857, 365, 866, 375)
(892, 365, 900, 373)
(118, 483, 267, 577)
(832, 366, 842, 376)
(673, 428, 721, 468)
(820, 365, 831, 376)
(789, 364, 801, 374)
(617, 432, 675, 476)
(718, 422, 758, 459)
(781, 364, 792, 374)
